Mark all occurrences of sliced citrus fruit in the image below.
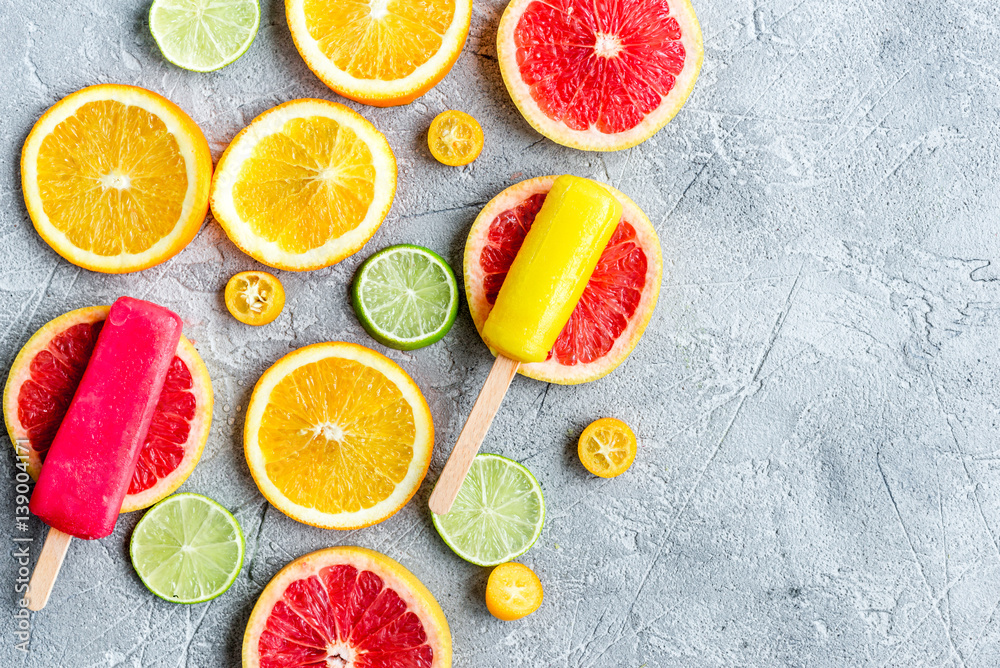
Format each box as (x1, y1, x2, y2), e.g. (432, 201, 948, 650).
(243, 545, 452, 667)
(465, 176, 662, 384)
(21, 84, 213, 272)
(130, 493, 244, 604)
(485, 562, 543, 621)
(150, 0, 261, 72)
(210, 99, 397, 271)
(285, 0, 472, 106)
(431, 454, 544, 567)
(351, 245, 459, 350)
(428, 110, 483, 166)
(244, 342, 433, 529)
(578, 417, 637, 477)
(3, 306, 213, 512)
(226, 271, 286, 326)
(497, 0, 703, 151)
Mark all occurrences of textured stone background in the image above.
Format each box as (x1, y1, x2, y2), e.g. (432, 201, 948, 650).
(2, 0, 1000, 665)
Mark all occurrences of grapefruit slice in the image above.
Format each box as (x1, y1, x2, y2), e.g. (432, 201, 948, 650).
(243, 546, 452, 668)
(465, 176, 662, 384)
(497, 0, 703, 151)
(3, 306, 213, 512)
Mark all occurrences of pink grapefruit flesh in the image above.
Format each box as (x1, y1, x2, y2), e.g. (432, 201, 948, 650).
(497, 0, 703, 151)
(465, 176, 662, 384)
(243, 546, 451, 668)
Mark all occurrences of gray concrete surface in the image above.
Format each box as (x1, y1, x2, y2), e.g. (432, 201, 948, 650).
(1, 0, 999, 665)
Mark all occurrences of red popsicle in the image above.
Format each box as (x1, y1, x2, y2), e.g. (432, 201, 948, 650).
(26, 296, 183, 609)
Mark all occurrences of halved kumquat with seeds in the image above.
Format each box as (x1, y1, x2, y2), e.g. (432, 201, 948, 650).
(225, 271, 285, 326)
(486, 562, 543, 621)
(578, 417, 637, 478)
(21, 84, 212, 273)
(244, 341, 433, 529)
(428, 110, 483, 166)
(210, 99, 396, 271)
(285, 0, 472, 106)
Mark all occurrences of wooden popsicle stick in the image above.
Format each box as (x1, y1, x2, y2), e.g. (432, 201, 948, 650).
(429, 354, 521, 515)
(26, 527, 72, 611)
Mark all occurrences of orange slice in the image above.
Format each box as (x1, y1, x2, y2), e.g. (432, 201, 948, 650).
(428, 110, 483, 166)
(21, 84, 212, 273)
(244, 342, 433, 529)
(577, 417, 637, 478)
(485, 562, 543, 621)
(285, 0, 472, 106)
(210, 99, 397, 271)
(225, 271, 286, 326)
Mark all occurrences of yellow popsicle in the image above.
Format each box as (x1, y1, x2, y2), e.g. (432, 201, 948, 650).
(481, 175, 623, 363)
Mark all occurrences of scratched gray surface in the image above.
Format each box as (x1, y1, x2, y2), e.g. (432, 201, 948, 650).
(1, 0, 999, 665)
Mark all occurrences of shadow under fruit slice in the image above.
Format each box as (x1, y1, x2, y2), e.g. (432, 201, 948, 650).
(242, 545, 452, 667)
(465, 176, 662, 385)
(3, 306, 213, 512)
(243, 342, 433, 529)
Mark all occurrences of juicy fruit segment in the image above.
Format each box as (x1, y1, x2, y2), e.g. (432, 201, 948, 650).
(428, 110, 484, 166)
(243, 546, 452, 668)
(21, 85, 212, 272)
(130, 493, 244, 604)
(465, 176, 662, 384)
(578, 417, 637, 477)
(516, 0, 684, 133)
(38, 101, 186, 254)
(305, 0, 454, 79)
(3, 306, 212, 512)
(244, 342, 433, 529)
(234, 118, 373, 252)
(150, 0, 260, 72)
(226, 271, 286, 326)
(210, 100, 397, 271)
(286, 0, 473, 106)
(486, 562, 543, 621)
(352, 245, 459, 350)
(497, 0, 703, 150)
(431, 454, 544, 567)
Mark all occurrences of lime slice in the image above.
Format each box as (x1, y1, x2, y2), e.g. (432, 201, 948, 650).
(432, 454, 545, 567)
(352, 244, 459, 350)
(149, 0, 260, 72)
(130, 493, 245, 604)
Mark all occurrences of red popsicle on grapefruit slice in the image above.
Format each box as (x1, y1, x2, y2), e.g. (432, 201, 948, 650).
(3, 306, 213, 512)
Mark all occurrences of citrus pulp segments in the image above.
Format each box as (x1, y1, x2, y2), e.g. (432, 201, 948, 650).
(21, 84, 212, 272)
(352, 245, 459, 350)
(496, 0, 704, 151)
(130, 493, 245, 604)
(431, 454, 545, 567)
(2, 305, 213, 512)
(149, 0, 261, 72)
(243, 342, 433, 529)
(242, 546, 452, 667)
(210, 99, 397, 271)
(285, 0, 472, 106)
(464, 176, 662, 384)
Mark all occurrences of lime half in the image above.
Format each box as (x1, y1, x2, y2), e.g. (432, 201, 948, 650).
(130, 493, 245, 604)
(432, 454, 545, 567)
(352, 244, 459, 350)
(149, 0, 260, 72)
